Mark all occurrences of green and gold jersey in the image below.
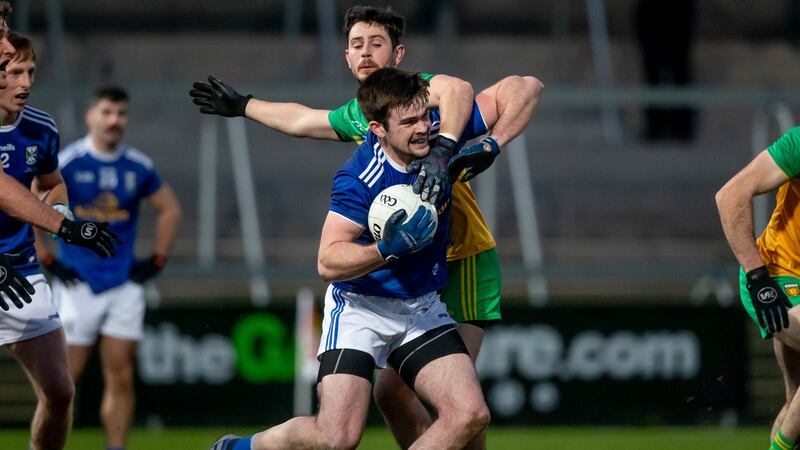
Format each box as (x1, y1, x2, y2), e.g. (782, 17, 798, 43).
(327, 72, 496, 261)
(759, 126, 800, 278)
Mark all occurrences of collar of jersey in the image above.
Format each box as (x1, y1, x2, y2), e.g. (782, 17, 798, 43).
(84, 135, 125, 162)
(0, 109, 24, 132)
(379, 144, 409, 173)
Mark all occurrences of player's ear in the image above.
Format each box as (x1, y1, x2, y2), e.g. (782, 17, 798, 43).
(368, 120, 386, 139)
(344, 48, 351, 69)
(393, 44, 405, 67)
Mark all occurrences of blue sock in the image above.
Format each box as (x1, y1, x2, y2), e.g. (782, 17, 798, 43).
(231, 436, 253, 450)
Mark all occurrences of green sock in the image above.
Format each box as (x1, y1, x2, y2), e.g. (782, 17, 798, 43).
(771, 430, 796, 450)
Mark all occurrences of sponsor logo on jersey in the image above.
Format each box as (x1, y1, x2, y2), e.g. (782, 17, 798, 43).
(74, 192, 130, 222)
(0, 143, 15, 152)
(786, 283, 800, 297)
(25, 146, 37, 165)
(0, 266, 7, 283)
(74, 171, 95, 183)
(432, 262, 439, 276)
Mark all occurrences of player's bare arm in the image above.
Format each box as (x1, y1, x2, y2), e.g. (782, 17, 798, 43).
(245, 98, 340, 140)
(0, 169, 64, 234)
(32, 169, 68, 206)
(426, 74, 473, 140)
(475, 75, 543, 146)
(190, 75, 341, 141)
(148, 184, 182, 258)
(716, 150, 789, 271)
(317, 211, 384, 282)
(448, 75, 544, 183)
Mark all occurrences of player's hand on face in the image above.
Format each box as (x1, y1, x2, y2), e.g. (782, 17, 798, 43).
(189, 75, 252, 118)
(0, 253, 35, 311)
(447, 136, 500, 183)
(746, 266, 793, 334)
(407, 135, 458, 204)
(129, 254, 166, 284)
(56, 219, 121, 258)
(377, 206, 437, 261)
(42, 258, 81, 286)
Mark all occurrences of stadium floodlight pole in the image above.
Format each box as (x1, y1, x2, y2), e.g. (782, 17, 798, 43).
(226, 117, 270, 305)
(507, 134, 548, 305)
(197, 115, 219, 268)
(586, 0, 623, 144)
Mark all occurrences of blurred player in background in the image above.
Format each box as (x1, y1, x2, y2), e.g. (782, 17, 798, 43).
(212, 67, 489, 450)
(36, 86, 181, 450)
(0, 31, 119, 450)
(717, 126, 800, 450)
(191, 6, 541, 448)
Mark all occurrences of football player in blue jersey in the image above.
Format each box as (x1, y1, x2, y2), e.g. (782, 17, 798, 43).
(0, 31, 120, 450)
(211, 68, 489, 450)
(193, 7, 541, 449)
(35, 86, 182, 450)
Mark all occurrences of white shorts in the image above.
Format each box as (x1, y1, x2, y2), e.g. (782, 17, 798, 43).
(54, 280, 145, 345)
(317, 285, 456, 368)
(0, 274, 62, 346)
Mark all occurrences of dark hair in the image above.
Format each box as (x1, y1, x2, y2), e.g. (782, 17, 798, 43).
(8, 32, 34, 62)
(89, 86, 129, 107)
(343, 6, 405, 48)
(0, 2, 11, 22)
(357, 68, 429, 129)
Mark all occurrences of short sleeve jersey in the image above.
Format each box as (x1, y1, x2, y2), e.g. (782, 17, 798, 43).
(327, 73, 496, 260)
(58, 137, 162, 293)
(759, 126, 800, 278)
(330, 107, 483, 298)
(0, 106, 60, 275)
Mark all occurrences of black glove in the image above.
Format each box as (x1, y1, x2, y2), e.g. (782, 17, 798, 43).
(406, 135, 458, 204)
(57, 219, 120, 258)
(447, 136, 501, 183)
(190, 75, 252, 117)
(41, 257, 81, 285)
(129, 254, 167, 284)
(0, 253, 35, 311)
(746, 266, 793, 334)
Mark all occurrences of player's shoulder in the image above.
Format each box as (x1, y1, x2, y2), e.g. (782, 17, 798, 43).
(121, 145, 155, 171)
(340, 133, 383, 175)
(58, 137, 91, 169)
(20, 106, 58, 135)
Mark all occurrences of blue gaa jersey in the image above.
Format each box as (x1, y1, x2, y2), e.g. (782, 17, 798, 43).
(329, 107, 487, 298)
(0, 106, 60, 276)
(58, 136, 162, 293)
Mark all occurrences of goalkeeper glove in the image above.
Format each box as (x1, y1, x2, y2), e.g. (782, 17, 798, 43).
(0, 253, 35, 311)
(447, 136, 500, 183)
(130, 254, 167, 284)
(40, 256, 82, 285)
(377, 207, 437, 262)
(407, 135, 458, 204)
(190, 75, 253, 117)
(57, 219, 120, 258)
(746, 266, 793, 334)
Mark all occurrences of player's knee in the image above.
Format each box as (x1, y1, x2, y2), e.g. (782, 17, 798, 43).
(41, 376, 74, 412)
(442, 399, 490, 435)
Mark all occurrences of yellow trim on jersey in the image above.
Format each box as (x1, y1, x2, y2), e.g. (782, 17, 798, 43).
(447, 181, 496, 262)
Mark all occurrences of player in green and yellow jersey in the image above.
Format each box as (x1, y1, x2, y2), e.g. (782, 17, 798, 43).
(717, 127, 800, 450)
(191, 6, 542, 449)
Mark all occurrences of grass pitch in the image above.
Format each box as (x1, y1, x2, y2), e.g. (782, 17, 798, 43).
(0, 426, 769, 449)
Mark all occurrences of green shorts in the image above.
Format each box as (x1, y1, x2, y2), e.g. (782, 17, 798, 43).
(739, 268, 800, 339)
(441, 248, 502, 323)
